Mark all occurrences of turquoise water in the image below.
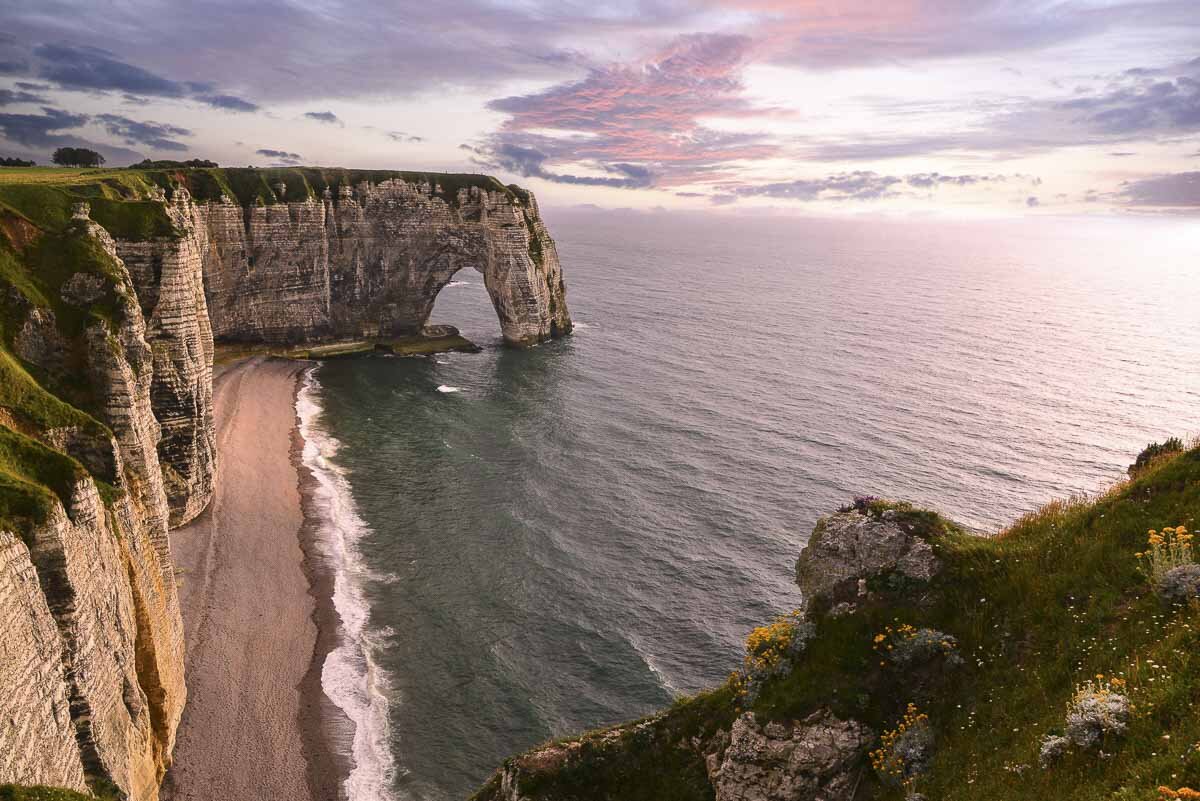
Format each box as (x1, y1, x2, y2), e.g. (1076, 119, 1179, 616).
(302, 211, 1200, 800)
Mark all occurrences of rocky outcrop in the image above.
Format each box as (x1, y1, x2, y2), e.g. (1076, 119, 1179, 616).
(188, 179, 571, 348)
(705, 711, 873, 801)
(112, 193, 216, 526)
(795, 508, 941, 603)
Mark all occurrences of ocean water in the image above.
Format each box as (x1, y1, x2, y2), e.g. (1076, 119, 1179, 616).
(297, 210, 1200, 800)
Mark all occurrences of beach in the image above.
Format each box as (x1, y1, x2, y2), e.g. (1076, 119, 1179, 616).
(162, 357, 346, 801)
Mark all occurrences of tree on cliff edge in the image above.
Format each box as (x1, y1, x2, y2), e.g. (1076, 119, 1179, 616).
(52, 147, 105, 167)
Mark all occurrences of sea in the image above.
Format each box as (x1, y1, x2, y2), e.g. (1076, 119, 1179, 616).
(293, 210, 1200, 800)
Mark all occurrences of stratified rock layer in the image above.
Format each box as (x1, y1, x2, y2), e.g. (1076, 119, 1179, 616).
(192, 180, 571, 347)
(0, 530, 87, 792)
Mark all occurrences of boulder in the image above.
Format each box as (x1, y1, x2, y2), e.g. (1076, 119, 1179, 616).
(796, 509, 941, 603)
(706, 710, 872, 801)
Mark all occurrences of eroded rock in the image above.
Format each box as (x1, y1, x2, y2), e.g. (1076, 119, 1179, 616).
(795, 509, 941, 603)
(706, 710, 873, 801)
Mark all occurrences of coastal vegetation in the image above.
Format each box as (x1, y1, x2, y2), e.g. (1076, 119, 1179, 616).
(475, 442, 1200, 801)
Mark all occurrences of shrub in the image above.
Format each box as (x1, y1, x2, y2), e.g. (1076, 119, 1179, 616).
(1129, 438, 1184, 475)
(873, 624, 962, 668)
(732, 611, 814, 701)
(1156, 564, 1200, 604)
(1039, 734, 1071, 767)
(839, 495, 880, 514)
(1137, 526, 1195, 584)
(1064, 676, 1129, 749)
(871, 704, 934, 791)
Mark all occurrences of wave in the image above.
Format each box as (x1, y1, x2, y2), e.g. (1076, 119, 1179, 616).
(296, 368, 397, 801)
(436, 385, 462, 393)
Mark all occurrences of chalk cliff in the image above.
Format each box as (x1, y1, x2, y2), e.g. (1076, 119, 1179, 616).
(0, 167, 572, 800)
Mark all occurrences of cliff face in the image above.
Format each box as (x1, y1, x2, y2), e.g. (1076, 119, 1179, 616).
(0, 168, 572, 800)
(0, 206, 190, 800)
(184, 176, 571, 348)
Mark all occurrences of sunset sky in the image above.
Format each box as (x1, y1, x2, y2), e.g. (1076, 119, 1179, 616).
(1, 0, 1198, 214)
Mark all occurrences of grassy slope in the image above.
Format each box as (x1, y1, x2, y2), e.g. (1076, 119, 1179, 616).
(476, 448, 1200, 801)
(0, 165, 526, 210)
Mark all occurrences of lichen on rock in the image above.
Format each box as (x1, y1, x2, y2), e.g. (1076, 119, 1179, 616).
(795, 505, 943, 604)
(705, 710, 873, 801)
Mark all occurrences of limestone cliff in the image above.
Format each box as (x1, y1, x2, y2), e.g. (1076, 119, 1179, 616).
(0, 204, 188, 800)
(0, 167, 572, 801)
(154, 170, 572, 349)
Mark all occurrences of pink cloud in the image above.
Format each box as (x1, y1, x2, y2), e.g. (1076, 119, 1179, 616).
(478, 33, 779, 188)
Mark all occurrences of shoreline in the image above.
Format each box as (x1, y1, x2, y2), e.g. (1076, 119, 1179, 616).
(163, 357, 350, 801)
(292, 374, 357, 801)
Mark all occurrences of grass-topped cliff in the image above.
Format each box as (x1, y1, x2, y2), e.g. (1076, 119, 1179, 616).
(0, 164, 530, 217)
(0, 175, 134, 534)
(474, 441, 1200, 801)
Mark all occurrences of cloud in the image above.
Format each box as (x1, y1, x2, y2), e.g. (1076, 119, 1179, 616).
(95, 113, 191, 150)
(1119, 171, 1200, 206)
(0, 88, 48, 105)
(1109, 151, 1137, 157)
(1026, 195, 1040, 207)
(714, 0, 1200, 68)
(735, 171, 904, 201)
(905, 172, 1008, 188)
(256, 147, 302, 165)
(304, 111, 341, 124)
(792, 56, 1200, 162)
(34, 42, 187, 96)
(386, 131, 424, 143)
(725, 170, 1038, 202)
(1053, 58, 1200, 136)
(197, 93, 259, 112)
(0, 60, 28, 75)
(7, 42, 262, 117)
(0, 106, 88, 145)
(0, 105, 144, 164)
(476, 33, 777, 189)
(469, 142, 654, 188)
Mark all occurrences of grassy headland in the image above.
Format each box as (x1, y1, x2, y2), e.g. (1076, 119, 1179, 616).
(474, 443, 1200, 801)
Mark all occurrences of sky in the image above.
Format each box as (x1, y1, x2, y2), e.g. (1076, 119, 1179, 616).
(1, 0, 1198, 215)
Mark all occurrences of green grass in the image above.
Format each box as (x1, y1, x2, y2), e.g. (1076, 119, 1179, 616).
(0, 787, 105, 801)
(0, 424, 88, 537)
(0, 178, 173, 242)
(0, 166, 529, 211)
(476, 446, 1200, 801)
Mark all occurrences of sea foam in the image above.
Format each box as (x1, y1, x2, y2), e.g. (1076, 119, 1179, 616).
(297, 368, 397, 801)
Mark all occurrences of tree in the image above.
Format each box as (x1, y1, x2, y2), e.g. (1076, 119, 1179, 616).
(52, 147, 105, 167)
(0, 157, 36, 167)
